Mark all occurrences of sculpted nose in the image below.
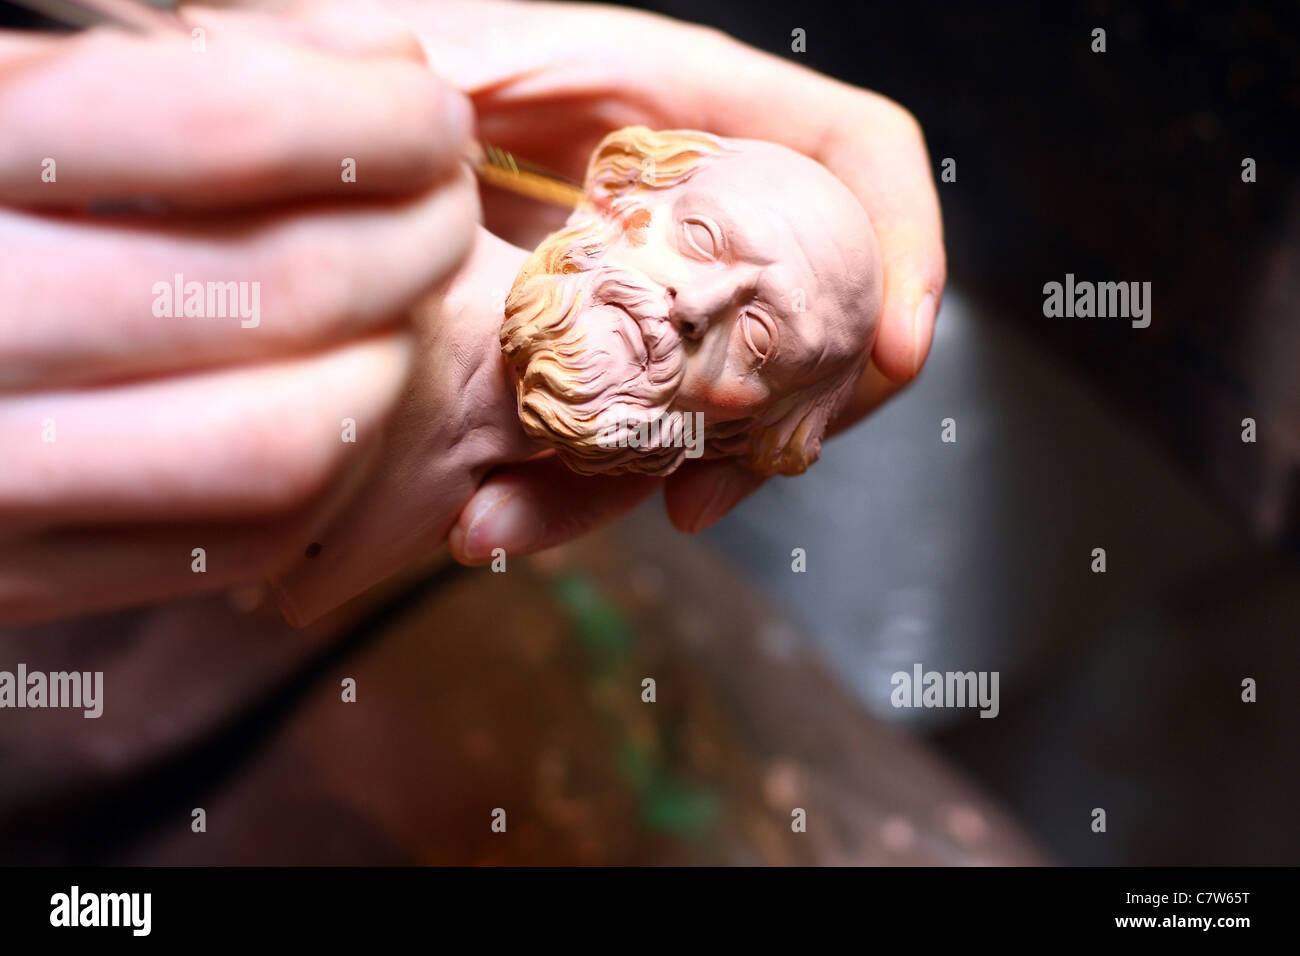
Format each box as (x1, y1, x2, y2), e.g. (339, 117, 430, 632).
(671, 308, 710, 341)
(669, 270, 759, 342)
(667, 288, 707, 341)
(669, 281, 729, 341)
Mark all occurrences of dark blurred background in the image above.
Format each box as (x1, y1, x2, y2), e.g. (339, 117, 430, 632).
(618, 0, 1300, 863)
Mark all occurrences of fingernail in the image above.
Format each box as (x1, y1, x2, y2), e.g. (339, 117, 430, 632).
(463, 491, 543, 561)
(912, 292, 937, 376)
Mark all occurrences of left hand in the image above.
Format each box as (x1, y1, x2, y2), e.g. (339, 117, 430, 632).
(406, 0, 946, 562)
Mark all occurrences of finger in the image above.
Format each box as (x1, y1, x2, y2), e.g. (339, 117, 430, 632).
(0, 524, 267, 625)
(0, 496, 353, 626)
(866, 223, 946, 383)
(662, 458, 767, 534)
(0, 331, 411, 527)
(178, 3, 429, 63)
(0, 30, 59, 59)
(819, 103, 946, 383)
(0, 174, 477, 388)
(0, 26, 472, 208)
(827, 359, 906, 435)
(447, 457, 661, 565)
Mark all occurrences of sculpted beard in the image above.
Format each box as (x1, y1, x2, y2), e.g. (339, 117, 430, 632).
(501, 216, 690, 476)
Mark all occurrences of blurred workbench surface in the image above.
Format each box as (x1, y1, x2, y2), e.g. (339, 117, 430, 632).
(0, 506, 1041, 865)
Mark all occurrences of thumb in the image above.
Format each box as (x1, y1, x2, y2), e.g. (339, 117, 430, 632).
(448, 457, 660, 565)
(663, 458, 767, 533)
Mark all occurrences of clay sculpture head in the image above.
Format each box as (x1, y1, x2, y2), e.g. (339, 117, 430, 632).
(501, 126, 882, 477)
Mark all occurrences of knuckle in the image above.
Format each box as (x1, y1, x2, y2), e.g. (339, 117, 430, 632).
(880, 100, 925, 143)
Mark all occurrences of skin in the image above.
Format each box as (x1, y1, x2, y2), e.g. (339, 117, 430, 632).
(0, 9, 477, 621)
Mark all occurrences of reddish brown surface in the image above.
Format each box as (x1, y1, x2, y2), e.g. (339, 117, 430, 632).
(1, 512, 1042, 865)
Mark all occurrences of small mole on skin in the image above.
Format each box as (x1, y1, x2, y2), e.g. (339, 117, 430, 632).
(304, 543, 322, 559)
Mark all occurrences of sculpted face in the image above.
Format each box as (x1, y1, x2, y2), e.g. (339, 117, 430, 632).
(501, 127, 882, 476)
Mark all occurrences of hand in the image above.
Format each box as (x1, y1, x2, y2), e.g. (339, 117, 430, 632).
(0, 9, 477, 623)
(378, 0, 945, 560)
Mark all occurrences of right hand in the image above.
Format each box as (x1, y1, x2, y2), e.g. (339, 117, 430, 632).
(0, 10, 478, 623)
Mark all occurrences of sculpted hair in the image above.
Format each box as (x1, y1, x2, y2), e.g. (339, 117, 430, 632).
(583, 125, 734, 216)
(502, 216, 687, 475)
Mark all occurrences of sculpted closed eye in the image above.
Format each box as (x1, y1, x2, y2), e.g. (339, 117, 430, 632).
(680, 216, 722, 260)
(741, 310, 775, 364)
